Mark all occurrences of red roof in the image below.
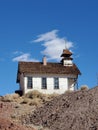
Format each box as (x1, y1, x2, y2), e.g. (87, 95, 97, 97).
(17, 61, 81, 83)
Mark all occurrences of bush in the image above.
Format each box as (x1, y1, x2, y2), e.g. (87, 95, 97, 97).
(1, 93, 20, 102)
(80, 85, 89, 90)
(11, 93, 20, 99)
(65, 90, 73, 94)
(29, 98, 42, 106)
(20, 98, 31, 104)
(23, 91, 59, 106)
(47, 93, 59, 100)
(24, 90, 44, 99)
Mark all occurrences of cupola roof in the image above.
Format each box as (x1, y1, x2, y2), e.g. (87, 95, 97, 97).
(61, 49, 72, 57)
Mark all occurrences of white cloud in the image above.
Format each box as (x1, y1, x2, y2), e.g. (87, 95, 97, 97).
(34, 30, 73, 61)
(12, 53, 38, 62)
(13, 51, 23, 55)
(34, 30, 58, 42)
(12, 30, 74, 62)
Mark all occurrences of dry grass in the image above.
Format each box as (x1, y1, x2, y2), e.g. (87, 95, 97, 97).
(20, 98, 31, 104)
(80, 85, 89, 90)
(24, 90, 59, 105)
(20, 97, 42, 107)
(1, 90, 59, 109)
(64, 90, 74, 94)
(1, 94, 20, 102)
(24, 90, 44, 99)
(29, 98, 42, 107)
(21, 91, 59, 107)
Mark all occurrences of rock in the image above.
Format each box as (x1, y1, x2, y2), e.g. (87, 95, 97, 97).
(22, 86, 98, 130)
(0, 118, 35, 130)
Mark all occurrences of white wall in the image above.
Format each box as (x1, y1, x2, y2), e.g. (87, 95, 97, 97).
(21, 74, 77, 94)
(68, 78, 75, 91)
(64, 60, 73, 66)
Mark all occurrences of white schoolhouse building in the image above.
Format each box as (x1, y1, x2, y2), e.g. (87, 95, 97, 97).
(16, 49, 81, 95)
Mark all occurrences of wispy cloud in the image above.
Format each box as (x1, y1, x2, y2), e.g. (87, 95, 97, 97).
(13, 51, 23, 55)
(12, 53, 38, 62)
(34, 30, 73, 61)
(12, 30, 74, 62)
(34, 30, 58, 42)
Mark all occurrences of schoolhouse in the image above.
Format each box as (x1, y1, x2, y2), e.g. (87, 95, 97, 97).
(16, 49, 81, 95)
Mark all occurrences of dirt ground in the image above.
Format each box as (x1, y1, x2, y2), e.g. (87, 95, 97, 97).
(1, 87, 98, 130)
(0, 91, 57, 130)
(0, 100, 35, 130)
(21, 86, 98, 130)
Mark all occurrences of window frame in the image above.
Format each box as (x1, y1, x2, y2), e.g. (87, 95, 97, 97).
(27, 77, 33, 89)
(54, 77, 59, 89)
(42, 77, 47, 89)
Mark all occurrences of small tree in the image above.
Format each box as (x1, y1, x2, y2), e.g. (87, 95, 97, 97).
(80, 85, 89, 90)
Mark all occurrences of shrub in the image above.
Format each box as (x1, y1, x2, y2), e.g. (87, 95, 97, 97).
(11, 93, 20, 99)
(29, 98, 42, 106)
(20, 98, 31, 104)
(80, 85, 89, 90)
(24, 90, 44, 99)
(23, 91, 59, 105)
(1, 93, 20, 102)
(65, 90, 74, 94)
(47, 93, 59, 100)
(2, 94, 14, 102)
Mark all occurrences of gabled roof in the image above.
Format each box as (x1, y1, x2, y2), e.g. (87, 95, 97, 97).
(17, 61, 81, 83)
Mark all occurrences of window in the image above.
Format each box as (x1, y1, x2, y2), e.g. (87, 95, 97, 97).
(54, 77, 59, 89)
(42, 77, 47, 89)
(27, 77, 32, 89)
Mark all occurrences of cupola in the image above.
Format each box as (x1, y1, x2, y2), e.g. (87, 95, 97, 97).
(61, 49, 73, 66)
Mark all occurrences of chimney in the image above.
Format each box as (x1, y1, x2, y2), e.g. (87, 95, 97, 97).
(43, 56, 47, 66)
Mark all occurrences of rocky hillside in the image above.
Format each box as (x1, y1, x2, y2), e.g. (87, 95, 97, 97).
(1, 87, 98, 130)
(0, 91, 58, 130)
(21, 86, 98, 130)
(0, 101, 36, 130)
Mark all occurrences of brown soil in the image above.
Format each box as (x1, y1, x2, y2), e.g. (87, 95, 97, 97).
(21, 86, 98, 130)
(0, 101, 35, 130)
(0, 118, 35, 130)
(0, 91, 57, 130)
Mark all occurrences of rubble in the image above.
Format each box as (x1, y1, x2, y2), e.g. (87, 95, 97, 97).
(0, 118, 35, 130)
(22, 86, 98, 130)
(0, 101, 35, 130)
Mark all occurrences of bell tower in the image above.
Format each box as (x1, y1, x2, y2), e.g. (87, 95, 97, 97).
(61, 49, 73, 66)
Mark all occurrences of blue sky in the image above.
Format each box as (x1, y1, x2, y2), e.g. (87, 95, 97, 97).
(0, 0, 98, 95)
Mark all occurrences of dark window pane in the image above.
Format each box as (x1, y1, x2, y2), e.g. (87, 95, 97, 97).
(42, 77, 47, 89)
(54, 78, 59, 89)
(27, 77, 32, 89)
